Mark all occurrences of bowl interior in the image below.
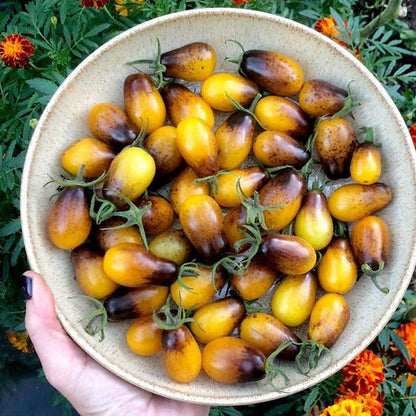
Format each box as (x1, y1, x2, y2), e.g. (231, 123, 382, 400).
(20, 8, 416, 406)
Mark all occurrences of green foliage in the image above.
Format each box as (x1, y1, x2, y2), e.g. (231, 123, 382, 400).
(1, 0, 415, 414)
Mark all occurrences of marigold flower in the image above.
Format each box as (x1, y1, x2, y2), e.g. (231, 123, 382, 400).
(338, 349, 384, 395)
(81, 0, 109, 9)
(319, 399, 371, 416)
(115, 0, 145, 16)
(392, 321, 416, 371)
(231, 0, 253, 5)
(6, 331, 34, 354)
(336, 390, 384, 416)
(0, 34, 34, 68)
(314, 15, 359, 57)
(398, 372, 416, 388)
(410, 123, 416, 147)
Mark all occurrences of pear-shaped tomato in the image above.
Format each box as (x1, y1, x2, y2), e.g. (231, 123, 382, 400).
(95, 218, 143, 251)
(87, 102, 138, 149)
(162, 83, 215, 127)
(223, 206, 248, 252)
(294, 189, 334, 250)
(258, 168, 306, 231)
(317, 237, 357, 294)
(126, 315, 163, 356)
(47, 186, 91, 250)
(215, 111, 256, 170)
(239, 313, 301, 358)
(102, 146, 156, 208)
(135, 195, 174, 235)
(124, 73, 166, 134)
(202, 336, 265, 384)
(160, 42, 216, 81)
(271, 272, 317, 327)
(179, 194, 227, 258)
(201, 72, 260, 112)
(315, 117, 356, 179)
(176, 117, 219, 178)
(261, 234, 317, 276)
(350, 143, 382, 185)
(103, 243, 177, 287)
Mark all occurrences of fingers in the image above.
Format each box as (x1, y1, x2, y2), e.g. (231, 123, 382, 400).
(23, 270, 88, 390)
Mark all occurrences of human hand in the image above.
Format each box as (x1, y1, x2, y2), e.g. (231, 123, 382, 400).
(23, 270, 210, 416)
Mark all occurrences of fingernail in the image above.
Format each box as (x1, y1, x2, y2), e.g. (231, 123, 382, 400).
(21, 274, 33, 300)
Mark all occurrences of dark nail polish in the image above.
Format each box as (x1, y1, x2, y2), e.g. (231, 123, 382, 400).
(21, 274, 33, 300)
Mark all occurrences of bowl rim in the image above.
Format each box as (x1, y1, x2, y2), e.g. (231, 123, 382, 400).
(20, 7, 416, 406)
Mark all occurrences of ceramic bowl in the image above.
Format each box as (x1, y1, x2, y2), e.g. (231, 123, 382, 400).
(21, 8, 416, 406)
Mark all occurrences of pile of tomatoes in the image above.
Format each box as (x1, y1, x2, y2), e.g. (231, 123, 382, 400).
(46, 41, 392, 385)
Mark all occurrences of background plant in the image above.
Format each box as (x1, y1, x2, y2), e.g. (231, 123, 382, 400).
(1, 0, 415, 414)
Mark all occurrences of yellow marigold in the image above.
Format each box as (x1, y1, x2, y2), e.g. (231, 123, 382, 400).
(339, 349, 384, 395)
(0, 34, 34, 68)
(319, 399, 371, 416)
(6, 331, 34, 354)
(115, 0, 145, 17)
(393, 321, 416, 371)
(336, 389, 384, 416)
(314, 16, 360, 57)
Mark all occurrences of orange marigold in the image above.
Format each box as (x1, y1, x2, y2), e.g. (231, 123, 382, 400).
(231, 0, 253, 5)
(398, 372, 416, 388)
(339, 349, 384, 395)
(0, 34, 34, 68)
(410, 123, 416, 147)
(319, 399, 371, 416)
(81, 0, 109, 8)
(393, 321, 416, 371)
(314, 16, 359, 57)
(6, 331, 34, 354)
(336, 389, 384, 416)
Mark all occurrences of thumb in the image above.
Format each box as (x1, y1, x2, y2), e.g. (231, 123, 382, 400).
(23, 270, 88, 389)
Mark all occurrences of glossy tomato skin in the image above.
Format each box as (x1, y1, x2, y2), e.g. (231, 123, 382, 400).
(240, 50, 304, 96)
(202, 336, 265, 384)
(223, 206, 248, 252)
(315, 118, 356, 179)
(294, 190, 334, 250)
(162, 325, 202, 383)
(126, 315, 163, 356)
(95, 218, 143, 251)
(298, 79, 347, 117)
(179, 194, 227, 258)
(87, 102, 138, 149)
(148, 229, 193, 265)
(61, 137, 115, 179)
(71, 244, 118, 298)
(317, 237, 357, 294)
(258, 168, 307, 231)
(201, 72, 260, 112)
(176, 117, 219, 178)
(213, 167, 268, 208)
(142, 125, 184, 183)
(253, 130, 309, 168)
(104, 285, 168, 321)
(308, 293, 350, 348)
(124, 73, 166, 134)
(215, 111, 256, 170)
(162, 83, 215, 128)
(103, 243, 177, 287)
(350, 215, 390, 273)
(261, 234, 317, 276)
(135, 195, 174, 235)
(350, 143, 382, 185)
(190, 297, 246, 344)
(254, 96, 310, 138)
(328, 182, 392, 222)
(47, 186, 92, 250)
(169, 166, 209, 214)
(102, 146, 156, 208)
(271, 272, 318, 327)
(239, 312, 301, 358)
(160, 42, 216, 81)
(230, 255, 278, 300)
(170, 265, 226, 310)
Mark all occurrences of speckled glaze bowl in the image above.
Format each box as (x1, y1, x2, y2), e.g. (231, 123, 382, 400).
(21, 8, 416, 406)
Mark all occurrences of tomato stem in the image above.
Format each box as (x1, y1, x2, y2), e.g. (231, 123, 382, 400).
(224, 38, 245, 65)
(152, 295, 194, 331)
(362, 262, 389, 293)
(76, 295, 108, 342)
